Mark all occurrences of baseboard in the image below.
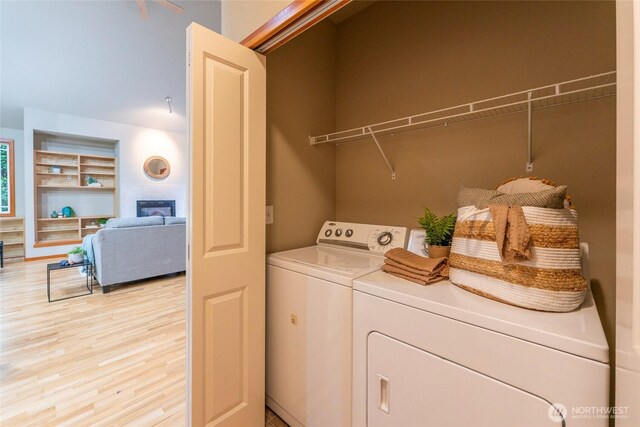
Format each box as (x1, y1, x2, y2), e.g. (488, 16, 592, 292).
(266, 396, 303, 427)
(24, 253, 66, 262)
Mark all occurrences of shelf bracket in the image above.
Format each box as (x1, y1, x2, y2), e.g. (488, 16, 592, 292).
(366, 126, 396, 180)
(526, 91, 534, 172)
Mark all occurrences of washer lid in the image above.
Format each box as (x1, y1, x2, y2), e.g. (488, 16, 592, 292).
(354, 271, 609, 363)
(268, 246, 385, 286)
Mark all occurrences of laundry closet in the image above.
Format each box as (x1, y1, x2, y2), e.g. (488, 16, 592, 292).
(262, 0, 616, 422)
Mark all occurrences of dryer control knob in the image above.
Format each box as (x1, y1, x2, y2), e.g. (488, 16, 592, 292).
(377, 231, 393, 246)
(325, 229, 332, 237)
(345, 229, 353, 238)
(335, 229, 343, 237)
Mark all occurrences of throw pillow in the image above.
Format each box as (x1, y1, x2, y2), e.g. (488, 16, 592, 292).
(164, 216, 186, 225)
(457, 185, 566, 209)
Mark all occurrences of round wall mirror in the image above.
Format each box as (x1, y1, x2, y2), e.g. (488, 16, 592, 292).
(143, 156, 170, 179)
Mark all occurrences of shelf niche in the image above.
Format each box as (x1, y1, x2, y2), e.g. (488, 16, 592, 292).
(0, 217, 25, 259)
(33, 131, 118, 247)
(33, 216, 114, 247)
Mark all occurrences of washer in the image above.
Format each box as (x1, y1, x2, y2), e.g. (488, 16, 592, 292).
(266, 221, 409, 427)
(353, 230, 610, 427)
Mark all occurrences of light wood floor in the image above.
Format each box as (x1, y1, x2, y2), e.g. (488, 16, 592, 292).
(0, 259, 288, 426)
(0, 259, 187, 426)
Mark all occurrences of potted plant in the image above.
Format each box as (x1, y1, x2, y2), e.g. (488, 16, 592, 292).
(98, 218, 108, 228)
(417, 208, 457, 258)
(67, 247, 86, 264)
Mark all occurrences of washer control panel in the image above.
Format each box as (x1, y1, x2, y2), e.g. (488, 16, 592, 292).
(316, 221, 409, 254)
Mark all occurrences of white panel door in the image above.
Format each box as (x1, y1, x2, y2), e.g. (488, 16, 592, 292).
(367, 332, 559, 427)
(187, 23, 266, 427)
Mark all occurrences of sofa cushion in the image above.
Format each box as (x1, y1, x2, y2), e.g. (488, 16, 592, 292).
(164, 216, 186, 225)
(106, 216, 164, 229)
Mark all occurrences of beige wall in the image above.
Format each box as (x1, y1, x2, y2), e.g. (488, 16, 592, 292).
(266, 20, 337, 253)
(335, 0, 617, 370)
(264, 1, 617, 392)
(221, 0, 291, 42)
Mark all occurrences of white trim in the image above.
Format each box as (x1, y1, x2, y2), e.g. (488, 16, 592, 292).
(633, 0, 640, 355)
(0, 141, 12, 215)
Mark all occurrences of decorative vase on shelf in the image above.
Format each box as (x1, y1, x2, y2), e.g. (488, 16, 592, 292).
(61, 206, 75, 218)
(50, 211, 58, 218)
(86, 177, 103, 187)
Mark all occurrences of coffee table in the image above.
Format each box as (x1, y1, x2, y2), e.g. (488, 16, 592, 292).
(47, 260, 94, 302)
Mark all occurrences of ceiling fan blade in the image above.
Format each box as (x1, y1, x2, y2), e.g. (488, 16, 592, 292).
(136, 0, 149, 19)
(154, 0, 185, 14)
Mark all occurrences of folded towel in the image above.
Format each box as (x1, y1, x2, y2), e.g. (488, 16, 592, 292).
(384, 247, 448, 273)
(382, 264, 448, 285)
(382, 248, 449, 285)
(489, 204, 532, 264)
(384, 258, 448, 277)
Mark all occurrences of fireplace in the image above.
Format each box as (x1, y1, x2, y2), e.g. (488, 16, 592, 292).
(137, 200, 175, 217)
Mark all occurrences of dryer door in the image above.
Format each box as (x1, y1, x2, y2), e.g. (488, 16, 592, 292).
(367, 333, 561, 426)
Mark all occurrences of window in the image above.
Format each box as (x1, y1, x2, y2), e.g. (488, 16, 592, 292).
(0, 138, 15, 217)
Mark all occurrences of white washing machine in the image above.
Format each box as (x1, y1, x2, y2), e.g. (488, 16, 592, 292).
(266, 221, 409, 427)
(353, 230, 610, 427)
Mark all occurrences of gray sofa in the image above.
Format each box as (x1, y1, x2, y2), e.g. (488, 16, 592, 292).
(92, 216, 186, 293)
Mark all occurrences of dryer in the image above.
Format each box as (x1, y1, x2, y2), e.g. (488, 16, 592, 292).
(267, 221, 409, 427)
(352, 230, 609, 426)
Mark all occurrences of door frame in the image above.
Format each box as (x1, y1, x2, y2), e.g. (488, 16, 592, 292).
(615, 1, 640, 425)
(241, 0, 351, 54)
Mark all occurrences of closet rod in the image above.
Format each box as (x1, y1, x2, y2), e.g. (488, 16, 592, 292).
(309, 71, 616, 146)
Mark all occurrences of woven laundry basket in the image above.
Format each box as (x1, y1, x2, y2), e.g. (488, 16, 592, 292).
(448, 205, 588, 312)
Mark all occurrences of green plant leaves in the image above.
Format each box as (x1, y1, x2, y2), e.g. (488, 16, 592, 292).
(68, 247, 86, 255)
(417, 208, 457, 246)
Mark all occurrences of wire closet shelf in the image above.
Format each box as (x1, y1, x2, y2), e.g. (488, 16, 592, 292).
(309, 71, 617, 146)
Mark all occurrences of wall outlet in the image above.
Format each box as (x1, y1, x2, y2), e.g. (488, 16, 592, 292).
(266, 205, 274, 224)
